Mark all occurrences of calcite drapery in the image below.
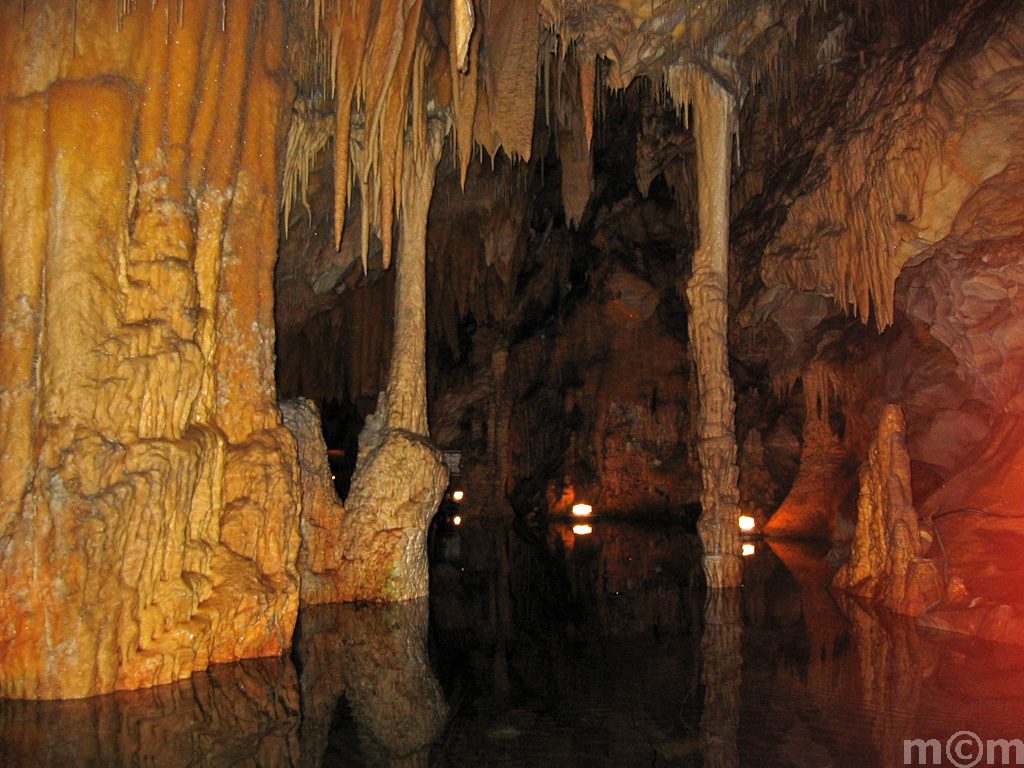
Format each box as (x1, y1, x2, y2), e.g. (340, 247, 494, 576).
(0, 0, 300, 699)
(668, 66, 744, 588)
(336, 119, 450, 602)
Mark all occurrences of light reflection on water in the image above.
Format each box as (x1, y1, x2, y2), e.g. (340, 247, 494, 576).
(3, 520, 1024, 767)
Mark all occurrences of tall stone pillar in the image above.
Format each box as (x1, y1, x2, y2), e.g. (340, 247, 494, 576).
(338, 119, 450, 601)
(669, 66, 743, 588)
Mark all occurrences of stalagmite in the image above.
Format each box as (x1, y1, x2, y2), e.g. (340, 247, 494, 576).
(669, 65, 744, 588)
(335, 117, 450, 601)
(833, 406, 944, 616)
(280, 399, 348, 605)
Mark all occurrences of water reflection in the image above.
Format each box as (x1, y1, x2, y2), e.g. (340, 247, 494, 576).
(6, 519, 1024, 767)
(296, 600, 447, 768)
(701, 589, 741, 768)
(0, 657, 301, 767)
(0, 601, 446, 768)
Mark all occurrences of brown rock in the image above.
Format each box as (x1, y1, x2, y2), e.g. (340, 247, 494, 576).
(833, 405, 944, 615)
(765, 417, 855, 541)
(0, 0, 300, 699)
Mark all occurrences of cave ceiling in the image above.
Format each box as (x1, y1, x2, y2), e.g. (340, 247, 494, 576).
(278, 0, 964, 347)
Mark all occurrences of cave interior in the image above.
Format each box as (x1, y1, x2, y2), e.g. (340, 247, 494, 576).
(4, 0, 1024, 763)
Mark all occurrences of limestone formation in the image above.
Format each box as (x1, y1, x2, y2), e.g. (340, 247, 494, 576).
(0, 0, 301, 699)
(761, 0, 1024, 328)
(338, 120, 450, 602)
(670, 66, 744, 588)
(833, 406, 944, 615)
(280, 399, 349, 605)
(764, 416, 855, 541)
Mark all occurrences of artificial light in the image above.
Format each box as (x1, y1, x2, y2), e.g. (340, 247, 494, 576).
(572, 503, 592, 516)
(453, 490, 464, 501)
(573, 524, 593, 535)
(453, 516, 462, 526)
(738, 515, 756, 531)
(742, 543, 755, 556)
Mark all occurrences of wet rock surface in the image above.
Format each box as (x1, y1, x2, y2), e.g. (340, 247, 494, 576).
(0, 0, 300, 699)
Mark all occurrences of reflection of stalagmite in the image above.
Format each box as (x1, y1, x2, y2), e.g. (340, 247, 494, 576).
(840, 597, 934, 768)
(701, 588, 742, 768)
(668, 66, 743, 588)
(340, 119, 450, 601)
(298, 601, 448, 768)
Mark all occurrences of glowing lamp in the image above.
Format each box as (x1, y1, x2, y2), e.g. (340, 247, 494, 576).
(573, 524, 593, 535)
(452, 490, 464, 501)
(738, 515, 756, 532)
(453, 516, 462, 526)
(572, 503, 593, 516)
(742, 543, 756, 557)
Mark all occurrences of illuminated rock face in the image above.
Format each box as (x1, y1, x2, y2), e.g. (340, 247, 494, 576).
(336, 123, 450, 602)
(280, 399, 349, 605)
(764, 417, 855, 541)
(0, 0, 300, 699)
(834, 406, 944, 616)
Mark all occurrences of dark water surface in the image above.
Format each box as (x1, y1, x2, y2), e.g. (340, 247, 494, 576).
(3, 517, 1024, 767)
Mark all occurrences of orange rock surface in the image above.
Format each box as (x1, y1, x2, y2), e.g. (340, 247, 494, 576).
(833, 406, 943, 616)
(0, 0, 300, 699)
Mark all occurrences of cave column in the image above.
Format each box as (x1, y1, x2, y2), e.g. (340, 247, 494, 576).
(339, 119, 450, 602)
(679, 68, 743, 588)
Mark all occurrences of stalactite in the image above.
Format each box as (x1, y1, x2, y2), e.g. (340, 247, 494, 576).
(452, 0, 475, 71)
(580, 52, 596, 150)
(330, 0, 372, 251)
(450, 0, 480, 187)
(472, 0, 540, 163)
(282, 106, 333, 238)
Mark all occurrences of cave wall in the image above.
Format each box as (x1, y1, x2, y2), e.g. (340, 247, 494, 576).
(0, 0, 300, 699)
(753, 0, 1024, 494)
(736, 0, 1024, 621)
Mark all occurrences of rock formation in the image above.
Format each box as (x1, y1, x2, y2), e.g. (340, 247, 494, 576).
(833, 406, 944, 615)
(338, 120, 450, 602)
(671, 67, 744, 588)
(764, 416, 856, 541)
(280, 399, 348, 605)
(0, 0, 300, 699)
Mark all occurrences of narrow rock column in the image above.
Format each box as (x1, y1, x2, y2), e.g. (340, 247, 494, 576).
(339, 119, 450, 601)
(676, 68, 743, 588)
